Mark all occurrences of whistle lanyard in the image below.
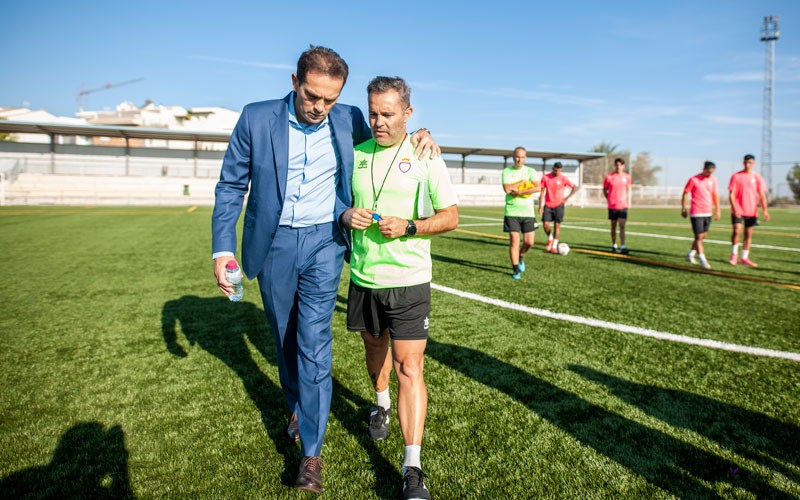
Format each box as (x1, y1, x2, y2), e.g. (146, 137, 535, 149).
(370, 134, 407, 212)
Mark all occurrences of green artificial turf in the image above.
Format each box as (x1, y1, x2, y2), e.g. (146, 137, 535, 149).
(0, 205, 798, 498)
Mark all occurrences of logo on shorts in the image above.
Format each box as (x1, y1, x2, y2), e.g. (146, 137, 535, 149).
(398, 159, 412, 173)
(423, 316, 429, 330)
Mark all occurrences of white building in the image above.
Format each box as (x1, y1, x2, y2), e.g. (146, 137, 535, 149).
(0, 107, 90, 144)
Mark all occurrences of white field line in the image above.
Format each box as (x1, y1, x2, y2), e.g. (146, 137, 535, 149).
(459, 215, 800, 251)
(431, 283, 800, 362)
(559, 225, 800, 252)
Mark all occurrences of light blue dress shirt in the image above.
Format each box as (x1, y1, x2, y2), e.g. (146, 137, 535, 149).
(280, 93, 339, 227)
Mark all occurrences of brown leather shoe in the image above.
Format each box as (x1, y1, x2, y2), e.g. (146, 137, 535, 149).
(287, 413, 299, 444)
(295, 456, 323, 493)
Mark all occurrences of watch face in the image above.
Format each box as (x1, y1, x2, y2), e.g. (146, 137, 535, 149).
(406, 221, 417, 236)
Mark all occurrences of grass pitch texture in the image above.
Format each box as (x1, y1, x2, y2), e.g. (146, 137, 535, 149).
(1, 206, 798, 498)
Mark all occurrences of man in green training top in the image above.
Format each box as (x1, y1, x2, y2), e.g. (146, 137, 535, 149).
(502, 146, 539, 279)
(341, 76, 458, 500)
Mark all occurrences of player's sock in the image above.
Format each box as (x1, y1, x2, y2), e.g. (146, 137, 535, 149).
(698, 253, 707, 262)
(552, 239, 559, 248)
(742, 249, 750, 260)
(621, 245, 627, 251)
(402, 445, 422, 474)
(688, 249, 697, 257)
(376, 388, 391, 411)
(731, 244, 740, 256)
(613, 244, 618, 251)
(512, 264, 519, 273)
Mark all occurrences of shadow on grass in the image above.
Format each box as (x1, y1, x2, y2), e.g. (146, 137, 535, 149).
(441, 234, 507, 248)
(431, 253, 510, 275)
(0, 422, 134, 498)
(425, 339, 787, 498)
(330, 379, 403, 498)
(161, 296, 299, 487)
(569, 365, 800, 483)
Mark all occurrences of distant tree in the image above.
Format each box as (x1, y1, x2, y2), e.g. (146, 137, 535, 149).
(787, 163, 800, 202)
(0, 117, 10, 142)
(630, 152, 662, 186)
(584, 142, 631, 184)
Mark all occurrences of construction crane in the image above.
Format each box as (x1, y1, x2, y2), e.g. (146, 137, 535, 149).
(77, 78, 144, 112)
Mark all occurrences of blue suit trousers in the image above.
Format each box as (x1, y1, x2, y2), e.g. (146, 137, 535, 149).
(257, 221, 345, 457)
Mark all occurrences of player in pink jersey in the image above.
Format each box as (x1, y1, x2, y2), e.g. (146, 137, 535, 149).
(538, 162, 579, 253)
(602, 158, 632, 254)
(728, 154, 770, 267)
(681, 161, 721, 269)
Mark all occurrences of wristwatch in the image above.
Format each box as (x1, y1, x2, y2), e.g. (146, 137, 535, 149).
(405, 220, 417, 236)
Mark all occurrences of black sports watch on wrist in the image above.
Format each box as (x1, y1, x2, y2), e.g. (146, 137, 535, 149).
(405, 220, 417, 236)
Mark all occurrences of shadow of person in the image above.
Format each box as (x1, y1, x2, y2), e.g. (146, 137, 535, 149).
(431, 253, 510, 275)
(330, 378, 403, 498)
(569, 364, 800, 483)
(425, 339, 787, 498)
(161, 295, 298, 487)
(0, 422, 134, 498)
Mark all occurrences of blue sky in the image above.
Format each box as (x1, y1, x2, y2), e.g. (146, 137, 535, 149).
(3, 1, 799, 193)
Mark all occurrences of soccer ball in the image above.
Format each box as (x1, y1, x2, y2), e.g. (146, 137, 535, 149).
(557, 243, 570, 256)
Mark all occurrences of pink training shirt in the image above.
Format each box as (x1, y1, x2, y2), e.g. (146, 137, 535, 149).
(728, 171, 766, 217)
(683, 173, 718, 216)
(603, 172, 631, 209)
(541, 173, 574, 208)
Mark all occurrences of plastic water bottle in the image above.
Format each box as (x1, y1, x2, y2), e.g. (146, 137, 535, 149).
(225, 260, 244, 302)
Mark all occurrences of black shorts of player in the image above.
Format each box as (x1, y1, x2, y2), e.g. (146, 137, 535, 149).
(691, 216, 711, 235)
(503, 216, 538, 233)
(542, 205, 565, 223)
(731, 215, 759, 228)
(608, 209, 628, 221)
(347, 281, 431, 340)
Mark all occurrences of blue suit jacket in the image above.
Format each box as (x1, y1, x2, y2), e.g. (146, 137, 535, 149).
(212, 93, 371, 279)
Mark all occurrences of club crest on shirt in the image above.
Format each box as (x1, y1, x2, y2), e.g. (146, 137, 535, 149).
(358, 159, 368, 169)
(398, 158, 412, 173)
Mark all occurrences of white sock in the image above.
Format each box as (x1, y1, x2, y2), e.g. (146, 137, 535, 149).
(552, 239, 559, 248)
(402, 445, 421, 473)
(613, 244, 618, 250)
(548, 235, 554, 242)
(698, 253, 707, 262)
(688, 249, 697, 257)
(621, 244, 627, 250)
(376, 388, 390, 411)
(742, 249, 749, 260)
(732, 244, 740, 256)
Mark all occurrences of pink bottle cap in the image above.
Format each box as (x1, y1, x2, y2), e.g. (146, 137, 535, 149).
(225, 260, 239, 270)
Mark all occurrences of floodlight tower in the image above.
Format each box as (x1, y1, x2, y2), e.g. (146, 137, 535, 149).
(760, 16, 779, 197)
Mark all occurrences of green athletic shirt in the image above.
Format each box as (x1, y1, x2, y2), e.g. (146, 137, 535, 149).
(502, 165, 537, 217)
(351, 136, 458, 289)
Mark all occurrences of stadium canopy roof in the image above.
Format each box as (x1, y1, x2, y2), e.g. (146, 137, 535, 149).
(0, 120, 605, 163)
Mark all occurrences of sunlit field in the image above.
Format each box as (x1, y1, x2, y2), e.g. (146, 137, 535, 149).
(1, 205, 798, 498)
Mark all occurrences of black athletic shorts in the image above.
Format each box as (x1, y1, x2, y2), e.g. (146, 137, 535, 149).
(347, 281, 430, 340)
(503, 216, 538, 233)
(542, 205, 565, 223)
(691, 216, 711, 235)
(731, 215, 759, 228)
(608, 209, 628, 221)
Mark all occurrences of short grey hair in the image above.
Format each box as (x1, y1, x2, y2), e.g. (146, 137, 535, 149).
(367, 76, 411, 108)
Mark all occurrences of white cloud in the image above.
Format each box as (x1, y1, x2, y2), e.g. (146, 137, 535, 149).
(703, 72, 762, 83)
(192, 55, 293, 71)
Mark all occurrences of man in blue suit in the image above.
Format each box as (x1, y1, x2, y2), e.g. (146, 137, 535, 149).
(211, 46, 438, 493)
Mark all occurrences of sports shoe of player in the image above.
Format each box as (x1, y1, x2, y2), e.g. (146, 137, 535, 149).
(728, 254, 737, 266)
(403, 467, 430, 500)
(511, 272, 521, 280)
(518, 259, 526, 273)
(545, 240, 553, 252)
(368, 405, 389, 441)
(740, 258, 758, 268)
(549, 246, 559, 254)
(620, 247, 629, 255)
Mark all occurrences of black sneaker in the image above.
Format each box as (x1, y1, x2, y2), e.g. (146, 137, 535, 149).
(403, 467, 430, 500)
(620, 248, 630, 255)
(368, 405, 389, 441)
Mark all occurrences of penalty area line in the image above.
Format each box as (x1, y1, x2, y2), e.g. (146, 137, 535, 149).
(430, 283, 800, 362)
